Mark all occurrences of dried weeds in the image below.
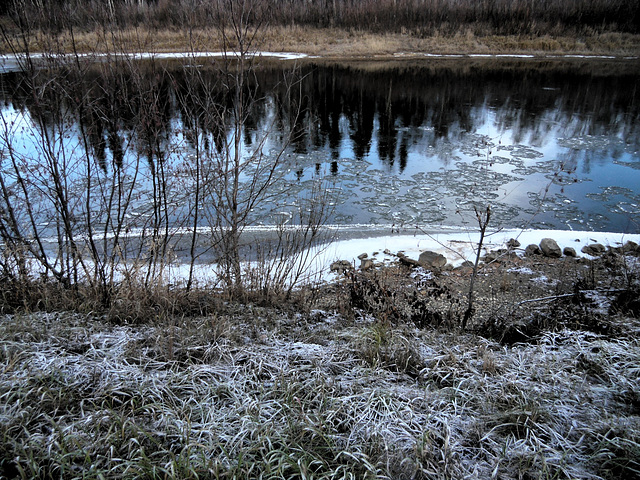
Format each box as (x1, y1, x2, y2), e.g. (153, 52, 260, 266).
(1, 252, 639, 479)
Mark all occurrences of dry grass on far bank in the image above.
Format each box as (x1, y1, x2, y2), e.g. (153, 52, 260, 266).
(2, 25, 639, 58)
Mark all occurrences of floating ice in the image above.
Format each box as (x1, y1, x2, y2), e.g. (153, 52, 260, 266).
(557, 135, 622, 150)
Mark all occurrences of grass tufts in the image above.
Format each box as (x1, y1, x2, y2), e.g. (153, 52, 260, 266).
(0, 245, 639, 478)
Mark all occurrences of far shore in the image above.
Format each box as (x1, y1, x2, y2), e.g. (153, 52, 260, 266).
(3, 47, 639, 75)
(1, 27, 639, 60)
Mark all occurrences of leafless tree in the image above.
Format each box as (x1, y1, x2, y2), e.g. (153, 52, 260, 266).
(0, 0, 333, 306)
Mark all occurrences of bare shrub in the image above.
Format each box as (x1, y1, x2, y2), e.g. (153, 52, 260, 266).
(345, 268, 457, 329)
(0, 0, 331, 310)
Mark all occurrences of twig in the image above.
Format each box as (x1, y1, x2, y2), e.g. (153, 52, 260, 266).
(516, 293, 575, 306)
(463, 205, 491, 329)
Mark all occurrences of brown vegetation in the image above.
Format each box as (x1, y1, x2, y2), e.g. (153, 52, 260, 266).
(2, 0, 639, 36)
(2, 25, 640, 57)
(1, 247, 639, 479)
(1, 0, 640, 57)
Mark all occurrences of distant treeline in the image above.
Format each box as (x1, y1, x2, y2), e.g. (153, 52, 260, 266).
(2, 0, 639, 36)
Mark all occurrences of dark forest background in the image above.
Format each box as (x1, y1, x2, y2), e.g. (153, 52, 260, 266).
(1, 0, 638, 37)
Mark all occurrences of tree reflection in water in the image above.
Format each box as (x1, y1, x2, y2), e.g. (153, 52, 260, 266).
(1, 58, 639, 232)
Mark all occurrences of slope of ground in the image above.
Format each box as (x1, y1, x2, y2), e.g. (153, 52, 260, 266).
(1, 249, 639, 479)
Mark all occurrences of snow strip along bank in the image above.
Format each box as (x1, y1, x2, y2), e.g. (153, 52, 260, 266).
(161, 229, 639, 286)
(322, 229, 640, 269)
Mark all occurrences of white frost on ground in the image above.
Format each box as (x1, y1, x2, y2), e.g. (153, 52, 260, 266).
(507, 266, 536, 274)
(582, 290, 613, 313)
(530, 274, 558, 286)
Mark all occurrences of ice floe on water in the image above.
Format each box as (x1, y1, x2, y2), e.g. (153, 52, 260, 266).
(250, 119, 638, 234)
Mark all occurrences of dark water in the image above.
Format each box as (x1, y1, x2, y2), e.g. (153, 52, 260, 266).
(1, 57, 639, 234)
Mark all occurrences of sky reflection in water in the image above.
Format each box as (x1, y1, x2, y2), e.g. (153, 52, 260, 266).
(1, 59, 639, 234)
(275, 61, 640, 233)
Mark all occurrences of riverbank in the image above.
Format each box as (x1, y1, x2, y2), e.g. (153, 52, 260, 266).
(2, 26, 639, 59)
(260, 27, 640, 59)
(157, 228, 640, 286)
(1, 233, 639, 479)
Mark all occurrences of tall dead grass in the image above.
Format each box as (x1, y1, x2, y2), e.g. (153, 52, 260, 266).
(3, 26, 638, 57)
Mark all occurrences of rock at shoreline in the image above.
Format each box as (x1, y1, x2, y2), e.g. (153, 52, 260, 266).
(622, 240, 638, 253)
(581, 243, 606, 256)
(361, 258, 375, 270)
(357, 253, 372, 269)
(418, 251, 447, 270)
(482, 248, 510, 263)
(397, 252, 421, 268)
(507, 238, 521, 249)
(525, 244, 541, 256)
(563, 246, 577, 257)
(330, 260, 353, 274)
(540, 238, 562, 258)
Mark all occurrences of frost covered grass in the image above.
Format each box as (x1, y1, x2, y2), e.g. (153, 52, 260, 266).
(1, 237, 639, 478)
(1, 275, 639, 479)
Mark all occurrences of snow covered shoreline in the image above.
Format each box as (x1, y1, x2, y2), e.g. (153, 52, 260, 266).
(0, 51, 310, 72)
(3, 50, 638, 73)
(325, 228, 640, 266)
(158, 227, 640, 286)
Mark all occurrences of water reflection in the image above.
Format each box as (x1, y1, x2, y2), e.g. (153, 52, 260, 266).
(1, 58, 639, 232)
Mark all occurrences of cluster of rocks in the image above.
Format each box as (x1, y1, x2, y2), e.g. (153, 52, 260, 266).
(329, 249, 453, 274)
(523, 237, 571, 258)
(522, 238, 640, 259)
(329, 238, 640, 275)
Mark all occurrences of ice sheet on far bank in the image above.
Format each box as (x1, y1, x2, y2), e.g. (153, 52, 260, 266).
(0, 51, 310, 73)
